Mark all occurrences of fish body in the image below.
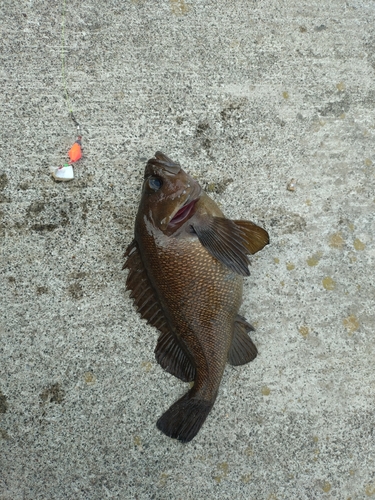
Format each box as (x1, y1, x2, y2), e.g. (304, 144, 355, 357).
(124, 152, 269, 442)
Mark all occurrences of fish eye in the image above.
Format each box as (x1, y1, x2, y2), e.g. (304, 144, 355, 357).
(148, 176, 163, 191)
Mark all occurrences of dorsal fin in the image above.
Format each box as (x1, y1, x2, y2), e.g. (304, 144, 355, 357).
(154, 330, 196, 382)
(124, 240, 168, 333)
(124, 240, 195, 382)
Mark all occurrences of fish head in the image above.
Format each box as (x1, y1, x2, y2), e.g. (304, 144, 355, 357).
(137, 152, 202, 233)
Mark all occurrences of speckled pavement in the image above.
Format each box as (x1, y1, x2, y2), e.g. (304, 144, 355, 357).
(1, 1, 375, 498)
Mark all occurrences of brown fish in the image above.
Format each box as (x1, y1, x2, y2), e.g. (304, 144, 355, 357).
(124, 152, 269, 442)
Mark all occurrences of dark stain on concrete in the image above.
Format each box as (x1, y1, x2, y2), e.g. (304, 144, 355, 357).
(0, 391, 8, 413)
(0, 429, 10, 440)
(319, 94, 350, 117)
(67, 271, 87, 299)
(70, 271, 87, 280)
(81, 200, 90, 220)
(68, 282, 84, 299)
(195, 120, 212, 152)
(205, 178, 234, 194)
(40, 383, 65, 404)
(220, 99, 247, 122)
(29, 207, 70, 232)
(269, 211, 307, 234)
(36, 286, 49, 295)
(60, 210, 69, 227)
(27, 202, 45, 215)
(31, 223, 59, 232)
(0, 173, 9, 190)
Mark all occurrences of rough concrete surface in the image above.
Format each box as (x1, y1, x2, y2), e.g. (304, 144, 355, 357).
(1, 0, 375, 498)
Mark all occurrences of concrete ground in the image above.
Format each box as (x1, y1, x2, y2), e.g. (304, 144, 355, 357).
(1, 0, 375, 498)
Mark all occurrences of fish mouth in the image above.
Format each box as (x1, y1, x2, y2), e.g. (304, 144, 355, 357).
(169, 198, 198, 227)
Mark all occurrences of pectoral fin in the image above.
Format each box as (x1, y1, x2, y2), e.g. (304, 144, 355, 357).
(192, 216, 269, 275)
(233, 220, 269, 254)
(228, 314, 258, 366)
(192, 217, 251, 276)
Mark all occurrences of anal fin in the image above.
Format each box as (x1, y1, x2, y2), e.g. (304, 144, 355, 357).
(228, 314, 258, 366)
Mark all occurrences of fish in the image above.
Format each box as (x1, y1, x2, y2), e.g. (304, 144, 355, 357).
(124, 152, 269, 443)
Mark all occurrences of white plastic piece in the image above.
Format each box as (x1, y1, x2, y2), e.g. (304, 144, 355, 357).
(50, 165, 74, 181)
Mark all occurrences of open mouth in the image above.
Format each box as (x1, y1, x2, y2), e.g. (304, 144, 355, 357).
(169, 199, 198, 226)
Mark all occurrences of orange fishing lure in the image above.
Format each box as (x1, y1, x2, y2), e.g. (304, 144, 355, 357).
(68, 136, 82, 163)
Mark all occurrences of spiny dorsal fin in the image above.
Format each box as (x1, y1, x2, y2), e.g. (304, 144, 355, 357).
(124, 239, 195, 382)
(228, 314, 258, 366)
(124, 239, 169, 334)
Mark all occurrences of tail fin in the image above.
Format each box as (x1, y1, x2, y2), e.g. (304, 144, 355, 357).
(156, 393, 214, 443)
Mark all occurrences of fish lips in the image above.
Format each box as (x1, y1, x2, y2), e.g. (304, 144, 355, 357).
(167, 187, 202, 230)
